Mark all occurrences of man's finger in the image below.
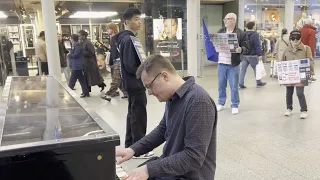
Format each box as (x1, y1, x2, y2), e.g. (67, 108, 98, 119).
(117, 157, 127, 165)
(116, 150, 124, 157)
(121, 175, 129, 180)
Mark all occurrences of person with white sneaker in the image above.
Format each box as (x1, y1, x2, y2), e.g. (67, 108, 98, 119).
(281, 30, 314, 119)
(217, 13, 249, 115)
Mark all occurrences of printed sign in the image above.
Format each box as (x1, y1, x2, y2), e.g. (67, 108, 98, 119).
(276, 59, 311, 86)
(210, 33, 239, 53)
(130, 36, 147, 62)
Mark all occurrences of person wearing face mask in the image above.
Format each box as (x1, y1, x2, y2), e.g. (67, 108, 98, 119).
(281, 30, 315, 119)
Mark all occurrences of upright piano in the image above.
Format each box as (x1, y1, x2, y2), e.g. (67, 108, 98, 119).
(0, 76, 120, 180)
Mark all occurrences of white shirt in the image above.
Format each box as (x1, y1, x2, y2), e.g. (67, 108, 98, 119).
(218, 29, 233, 65)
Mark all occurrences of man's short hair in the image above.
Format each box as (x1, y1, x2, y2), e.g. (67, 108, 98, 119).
(71, 34, 79, 42)
(226, 13, 237, 21)
(246, 22, 255, 30)
(122, 8, 141, 22)
(39, 31, 45, 37)
(136, 54, 176, 79)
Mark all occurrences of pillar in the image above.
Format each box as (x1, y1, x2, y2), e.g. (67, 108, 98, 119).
(41, 0, 61, 80)
(238, 0, 245, 30)
(36, 8, 44, 32)
(187, 0, 200, 77)
(284, 0, 294, 32)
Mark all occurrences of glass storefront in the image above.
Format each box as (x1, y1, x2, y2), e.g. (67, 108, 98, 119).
(55, 0, 187, 71)
(243, 0, 320, 58)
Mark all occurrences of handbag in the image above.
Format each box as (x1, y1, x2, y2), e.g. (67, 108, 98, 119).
(256, 60, 266, 80)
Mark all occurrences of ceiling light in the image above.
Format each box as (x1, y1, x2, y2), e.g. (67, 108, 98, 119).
(141, 13, 146, 18)
(69, 11, 118, 19)
(111, 19, 121, 22)
(245, 5, 247, 8)
(0, 11, 8, 18)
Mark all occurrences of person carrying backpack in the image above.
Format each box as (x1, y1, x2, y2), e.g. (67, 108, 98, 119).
(239, 22, 267, 89)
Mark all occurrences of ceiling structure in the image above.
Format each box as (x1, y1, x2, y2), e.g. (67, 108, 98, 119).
(0, 0, 18, 17)
(1, 0, 271, 20)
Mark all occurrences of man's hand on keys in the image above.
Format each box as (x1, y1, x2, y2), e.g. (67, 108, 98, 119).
(121, 165, 149, 180)
(116, 148, 135, 164)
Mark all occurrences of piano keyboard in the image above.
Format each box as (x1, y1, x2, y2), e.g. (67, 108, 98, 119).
(116, 164, 128, 179)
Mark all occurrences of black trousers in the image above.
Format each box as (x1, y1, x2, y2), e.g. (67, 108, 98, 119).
(41, 62, 49, 75)
(68, 70, 89, 95)
(125, 92, 147, 148)
(286, 86, 307, 112)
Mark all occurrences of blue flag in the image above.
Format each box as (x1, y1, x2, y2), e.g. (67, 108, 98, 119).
(202, 19, 218, 62)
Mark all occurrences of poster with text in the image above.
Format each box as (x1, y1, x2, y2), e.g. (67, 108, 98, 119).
(211, 33, 239, 53)
(131, 36, 147, 63)
(153, 18, 183, 69)
(276, 59, 311, 86)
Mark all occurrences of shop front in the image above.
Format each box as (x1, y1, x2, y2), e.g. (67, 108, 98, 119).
(242, 0, 320, 59)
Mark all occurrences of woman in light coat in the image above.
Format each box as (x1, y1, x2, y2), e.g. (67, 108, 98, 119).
(276, 28, 290, 61)
(281, 30, 314, 120)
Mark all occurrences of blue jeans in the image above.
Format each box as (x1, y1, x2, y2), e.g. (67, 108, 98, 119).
(239, 55, 262, 85)
(218, 63, 240, 108)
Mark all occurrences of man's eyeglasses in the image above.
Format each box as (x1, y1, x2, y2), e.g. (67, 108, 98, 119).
(145, 73, 162, 89)
(223, 18, 234, 21)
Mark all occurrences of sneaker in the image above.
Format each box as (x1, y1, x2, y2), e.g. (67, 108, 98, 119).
(232, 108, 239, 115)
(284, 109, 292, 117)
(300, 112, 308, 119)
(239, 84, 247, 89)
(257, 82, 267, 88)
(217, 105, 225, 112)
(133, 151, 155, 159)
(101, 95, 111, 102)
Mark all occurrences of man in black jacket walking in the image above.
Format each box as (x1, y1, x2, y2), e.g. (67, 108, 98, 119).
(116, 8, 153, 157)
(216, 13, 249, 115)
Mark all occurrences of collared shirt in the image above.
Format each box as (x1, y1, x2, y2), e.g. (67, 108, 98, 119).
(130, 76, 217, 180)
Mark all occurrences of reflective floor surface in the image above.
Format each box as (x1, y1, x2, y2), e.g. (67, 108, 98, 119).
(6, 63, 320, 179)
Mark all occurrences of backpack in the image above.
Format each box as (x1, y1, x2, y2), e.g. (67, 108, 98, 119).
(243, 32, 255, 55)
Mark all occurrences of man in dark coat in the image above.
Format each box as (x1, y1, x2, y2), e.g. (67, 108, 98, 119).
(57, 34, 70, 82)
(216, 13, 249, 115)
(78, 30, 106, 92)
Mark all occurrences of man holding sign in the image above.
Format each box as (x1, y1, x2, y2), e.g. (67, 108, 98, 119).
(280, 30, 315, 119)
(216, 13, 249, 115)
(116, 8, 152, 157)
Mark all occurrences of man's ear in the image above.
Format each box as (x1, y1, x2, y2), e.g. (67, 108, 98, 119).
(124, 20, 129, 26)
(162, 71, 170, 82)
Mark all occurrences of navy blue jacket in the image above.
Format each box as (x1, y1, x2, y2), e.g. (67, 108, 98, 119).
(245, 31, 262, 56)
(115, 30, 145, 95)
(68, 42, 84, 70)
